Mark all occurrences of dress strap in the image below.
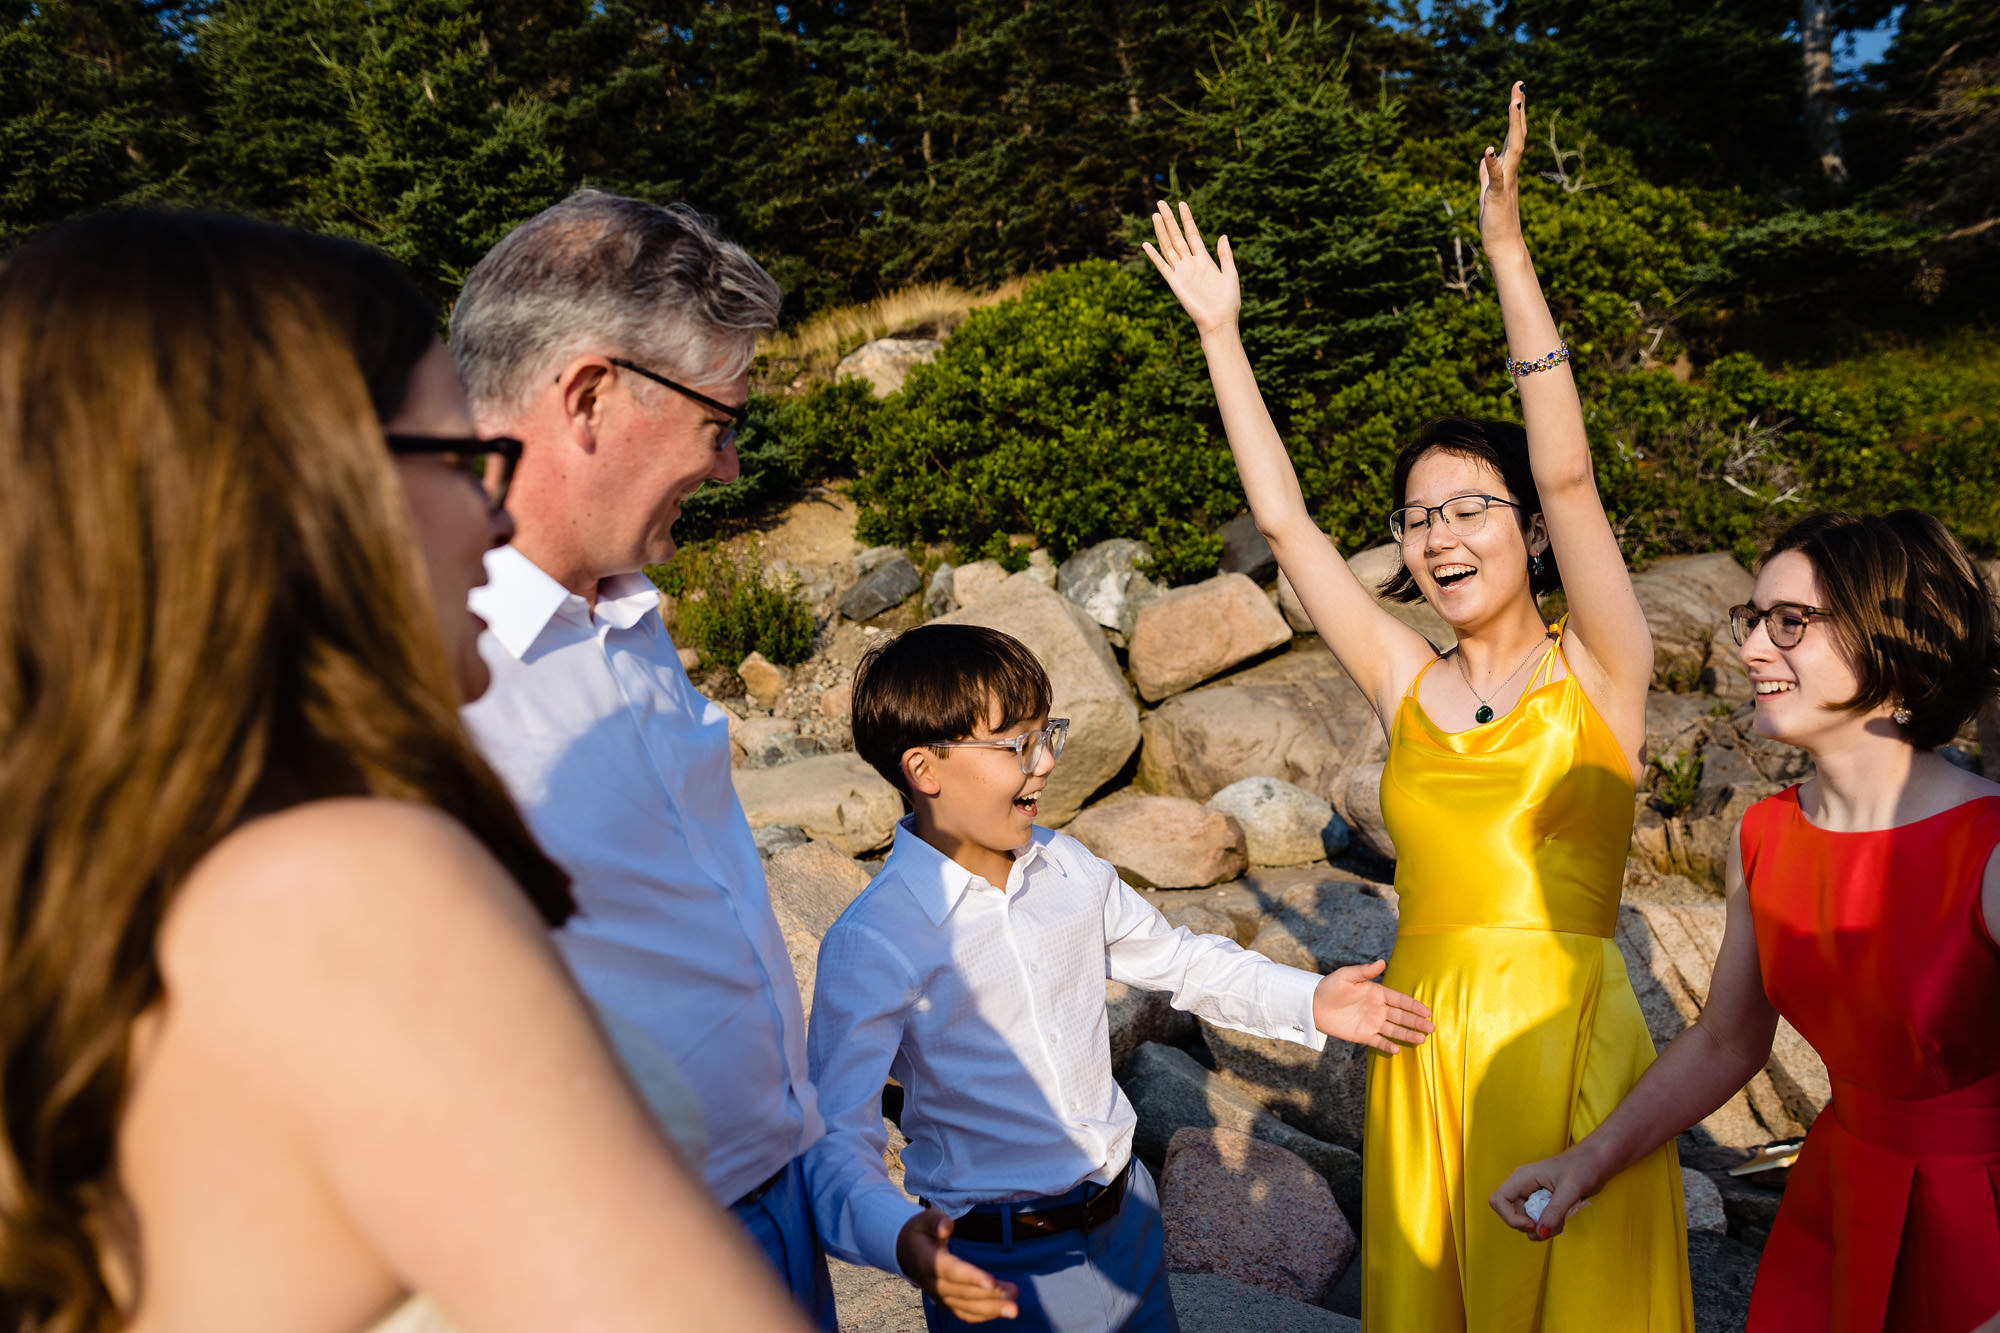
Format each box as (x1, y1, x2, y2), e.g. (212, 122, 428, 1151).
(1527, 614, 1568, 689)
(1405, 651, 1447, 699)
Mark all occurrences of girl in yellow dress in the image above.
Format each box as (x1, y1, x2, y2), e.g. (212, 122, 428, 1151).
(1144, 84, 1693, 1331)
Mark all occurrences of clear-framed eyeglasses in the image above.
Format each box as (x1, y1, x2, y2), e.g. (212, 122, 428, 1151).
(1389, 493, 1525, 543)
(1728, 602, 1833, 649)
(928, 718, 1070, 773)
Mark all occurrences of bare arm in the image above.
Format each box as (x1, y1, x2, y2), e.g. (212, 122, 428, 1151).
(1479, 85, 1654, 717)
(154, 800, 812, 1332)
(1143, 202, 1437, 721)
(1986, 839, 2000, 947)
(1489, 825, 1779, 1237)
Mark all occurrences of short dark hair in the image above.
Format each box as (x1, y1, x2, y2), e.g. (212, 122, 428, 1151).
(1377, 416, 1563, 603)
(1764, 510, 2000, 749)
(851, 624, 1053, 796)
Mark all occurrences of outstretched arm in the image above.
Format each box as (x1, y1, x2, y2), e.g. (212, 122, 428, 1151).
(1489, 828, 1778, 1237)
(1143, 202, 1438, 723)
(1479, 85, 1654, 723)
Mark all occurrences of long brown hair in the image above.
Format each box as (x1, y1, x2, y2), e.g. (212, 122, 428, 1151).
(0, 211, 573, 1332)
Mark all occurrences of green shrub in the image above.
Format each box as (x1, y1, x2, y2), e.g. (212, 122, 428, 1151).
(1651, 751, 1704, 816)
(847, 260, 1238, 581)
(675, 378, 884, 541)
(645, 541, 816, 668)
(1699, 207, 1921, 302)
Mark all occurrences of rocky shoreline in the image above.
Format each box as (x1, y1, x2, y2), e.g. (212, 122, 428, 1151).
(675, 486, 1995, 1330)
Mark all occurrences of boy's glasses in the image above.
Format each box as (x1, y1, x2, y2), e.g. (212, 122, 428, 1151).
(928, 718, 1070, 774)
(1728, 602, 1833, 649)
(386, 433, 522, 515)
(1389, 493, 1524, 543)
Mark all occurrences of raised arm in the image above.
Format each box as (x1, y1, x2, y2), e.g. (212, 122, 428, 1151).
(1143, 202, 1438, 723)
(1488, 827, 1779, 1237)
(1479, 84, 1654, 722)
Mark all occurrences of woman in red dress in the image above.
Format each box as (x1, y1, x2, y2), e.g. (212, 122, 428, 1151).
(1489, 508, 2000, 1332)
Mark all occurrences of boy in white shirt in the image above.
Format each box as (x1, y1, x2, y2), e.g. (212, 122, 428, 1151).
(804, 623, 1434, 1331)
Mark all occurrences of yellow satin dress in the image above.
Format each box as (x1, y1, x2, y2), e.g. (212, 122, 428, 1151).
(1362, 626, 1692, 1332)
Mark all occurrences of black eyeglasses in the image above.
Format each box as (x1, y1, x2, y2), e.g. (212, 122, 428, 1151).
(1389, 493, 1525, 543)
(1728, 602, 1833, 650)
(385, 434, 522, 515)
(609, 357, 749, 451)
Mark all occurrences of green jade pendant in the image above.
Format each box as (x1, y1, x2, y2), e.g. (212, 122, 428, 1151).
(1474, 704, 1495, 724)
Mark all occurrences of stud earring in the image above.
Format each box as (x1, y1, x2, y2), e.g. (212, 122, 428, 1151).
(1892, 705, 1912, 726)
(1531, 552, 1548, 577)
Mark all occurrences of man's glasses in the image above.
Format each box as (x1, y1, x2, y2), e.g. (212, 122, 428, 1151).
(928, 719, 1071, 774)
(610, 357, 749, 452)
(1728, 602, 1833, 650)
(1389, 493, 1524, 543)
(386, 434, 522, 515)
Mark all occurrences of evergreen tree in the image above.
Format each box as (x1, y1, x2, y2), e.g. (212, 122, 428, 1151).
(1494, 0, 1802, 184)
(1175, 5, 1439, 408)
(194, 0, 570, 300)
(0, 0, 202, 242)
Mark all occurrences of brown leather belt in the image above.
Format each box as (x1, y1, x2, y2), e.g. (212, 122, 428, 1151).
(941, 1164, 1130, 1244)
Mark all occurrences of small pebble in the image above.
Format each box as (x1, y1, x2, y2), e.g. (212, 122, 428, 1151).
(1524, 1188, 1553, 1224)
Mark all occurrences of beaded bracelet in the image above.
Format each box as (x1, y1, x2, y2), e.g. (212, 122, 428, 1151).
(1507, 341, 1571, 377)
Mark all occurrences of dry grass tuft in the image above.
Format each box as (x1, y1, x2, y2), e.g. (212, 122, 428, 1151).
(755, 276, 1036, 392)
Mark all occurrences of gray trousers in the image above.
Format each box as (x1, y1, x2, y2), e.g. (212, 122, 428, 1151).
(922, 1160, 1180, 1333)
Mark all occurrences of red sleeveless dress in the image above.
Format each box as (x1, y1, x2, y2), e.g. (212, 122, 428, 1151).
(1740, 787, 2000, 1333)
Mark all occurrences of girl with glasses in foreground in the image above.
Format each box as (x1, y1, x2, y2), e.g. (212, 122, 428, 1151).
(1494, 509, 2000, 1332)
(0, 212, 809, 1333)
(1146, 84, 1690, 1329)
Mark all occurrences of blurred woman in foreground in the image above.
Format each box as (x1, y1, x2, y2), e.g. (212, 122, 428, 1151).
(0, 212, 806, 1332)
(1493, 510, 2000, 1332)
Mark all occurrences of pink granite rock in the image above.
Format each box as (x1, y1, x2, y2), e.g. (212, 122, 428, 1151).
(1127, 573, 1292, 702)
(1160, 1126, 1355, 1305)
(1064, 795, 1247, 889)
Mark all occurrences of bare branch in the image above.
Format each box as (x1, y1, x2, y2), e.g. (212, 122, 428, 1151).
(1539, 112, 1606, 194)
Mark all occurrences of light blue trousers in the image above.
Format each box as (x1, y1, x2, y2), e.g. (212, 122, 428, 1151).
(730, 1155, 838, 1331)
(922, 1160, 1180, 1333)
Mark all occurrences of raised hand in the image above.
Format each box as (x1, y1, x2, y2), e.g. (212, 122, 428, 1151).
(1489, 1148, 1600, 1241)
(897, 1207, 1019, 1322)
(1477, 81, 1529, 254)
(1311, 959, 1436, 1054)
(1142, 200, 1240, 338)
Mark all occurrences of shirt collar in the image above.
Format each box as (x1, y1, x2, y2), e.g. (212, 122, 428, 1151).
(470, 546, 662, 659)
(887, 816, 1054, 927)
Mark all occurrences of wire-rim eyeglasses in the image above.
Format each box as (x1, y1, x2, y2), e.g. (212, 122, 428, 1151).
(927, 719, 1071, 774)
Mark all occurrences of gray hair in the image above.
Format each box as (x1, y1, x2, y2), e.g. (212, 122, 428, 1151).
(449, 189, 781, 416)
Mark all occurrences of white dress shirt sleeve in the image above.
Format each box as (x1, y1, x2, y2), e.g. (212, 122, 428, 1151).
(1098, 863, 1327, 1053)
(802, 920, 926, 1274)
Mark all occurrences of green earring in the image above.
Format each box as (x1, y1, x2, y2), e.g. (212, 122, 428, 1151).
(1531, 552, 1548, 576)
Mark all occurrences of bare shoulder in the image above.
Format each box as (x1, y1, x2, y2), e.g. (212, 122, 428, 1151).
(160, 798, 544, 1003)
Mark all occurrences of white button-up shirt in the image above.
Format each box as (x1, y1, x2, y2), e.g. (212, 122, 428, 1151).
(804, 818, 1325, 1273)
(462, 546, 820, 1205)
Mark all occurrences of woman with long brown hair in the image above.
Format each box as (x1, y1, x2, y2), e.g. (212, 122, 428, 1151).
(0, 211, 807, 1332)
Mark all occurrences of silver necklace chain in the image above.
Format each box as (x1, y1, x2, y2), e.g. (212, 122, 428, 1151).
(1449, 630, 1555, 724)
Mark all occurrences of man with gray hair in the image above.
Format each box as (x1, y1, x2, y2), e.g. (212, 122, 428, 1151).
(451, 190, 836, 1326)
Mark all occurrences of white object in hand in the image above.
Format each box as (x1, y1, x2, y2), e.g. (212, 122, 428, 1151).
(1524, 1188, 1554, 1224)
